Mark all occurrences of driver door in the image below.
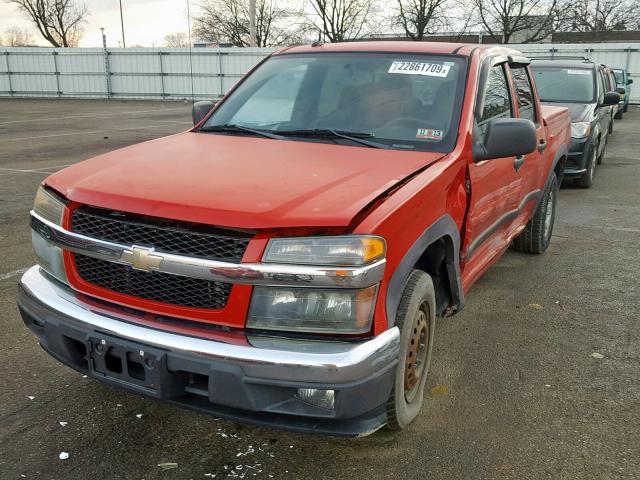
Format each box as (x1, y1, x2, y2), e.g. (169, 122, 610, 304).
(462, 59, 523, 282)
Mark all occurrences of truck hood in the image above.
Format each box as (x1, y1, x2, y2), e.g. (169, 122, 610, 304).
(46, 132, 443, 230)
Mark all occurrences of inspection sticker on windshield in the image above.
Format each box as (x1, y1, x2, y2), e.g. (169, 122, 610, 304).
(416, 128, 444, 140)
(567, 69, 590, 75)
(389, 61, 450, 77)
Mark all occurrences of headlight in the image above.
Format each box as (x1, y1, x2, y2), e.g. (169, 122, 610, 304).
(247, 284, 378, 334)
(34, 186, 65, 225)
(32, 186, 68, 284)
(263, 236, 385, 265)
(571, 122, 591, 139)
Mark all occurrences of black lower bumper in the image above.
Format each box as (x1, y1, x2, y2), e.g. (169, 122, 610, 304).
(564, 137, 591, 179)
(17, 269, 398, 437)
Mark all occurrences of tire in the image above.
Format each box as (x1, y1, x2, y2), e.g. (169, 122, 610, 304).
(512, 173, 558, 254)
(623, 103, 628, 113)
(608, 118, 613, 135)
(596, 139, 606, 165)
(386, 270, 436, 431)
(615, 109, 623, 120)
(574, 145, 597, 188)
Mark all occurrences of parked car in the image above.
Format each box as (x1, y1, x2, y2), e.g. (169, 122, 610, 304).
(531, 58, 620, 188)
(602, 66, 621, 128)
(612, 68, 633, 119)
(18, 42, 571, 437)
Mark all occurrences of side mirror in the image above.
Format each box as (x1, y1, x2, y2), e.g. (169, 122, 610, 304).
(627, 78, 633, 85)
(616, 87, 626, 95)
(192, 100, 215, 126)
(602, 92, 621, 106)
(473, 118, 537, 162)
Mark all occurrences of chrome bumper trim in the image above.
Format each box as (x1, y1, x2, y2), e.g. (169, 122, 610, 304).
(20, 266, 400, 383)
(30, 211, 385, 289)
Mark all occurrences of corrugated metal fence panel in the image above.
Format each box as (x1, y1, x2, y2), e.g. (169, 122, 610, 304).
(0, 46, 276, 100)
(512, 43, 640, 101)
(0, 44, 637, 101)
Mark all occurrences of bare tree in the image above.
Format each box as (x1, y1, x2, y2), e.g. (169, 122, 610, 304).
(7, 0, 88, 47)
(194, 0, 301, 47)
(306, 0, 375, 42)
(394, 0, 449, 40)
(473, 0, 558, 43)
(164, 32, 189, 47)
(4, 26, 34, 46)
(563, 0, 638, 37)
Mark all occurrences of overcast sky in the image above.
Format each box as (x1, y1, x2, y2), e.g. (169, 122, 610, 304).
(1, 0, 192, 47)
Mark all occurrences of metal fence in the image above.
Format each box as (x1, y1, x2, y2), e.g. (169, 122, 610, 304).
(0, 47, 276, 100)
(0, 43, 638, 102)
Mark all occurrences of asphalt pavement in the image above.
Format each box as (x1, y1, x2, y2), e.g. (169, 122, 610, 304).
(1, 98, 639, 480)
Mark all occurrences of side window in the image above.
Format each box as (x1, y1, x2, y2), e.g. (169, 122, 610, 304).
(477, 64, 513, 138)
(597, 70, 606, 101)
(509, 67, 537, 124)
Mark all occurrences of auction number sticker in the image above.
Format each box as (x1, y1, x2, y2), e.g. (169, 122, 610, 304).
(567, 69, 590, 75)
(389, 61, 451, 78)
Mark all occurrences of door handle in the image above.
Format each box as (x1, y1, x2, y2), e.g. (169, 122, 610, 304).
(514, 155, 525, 172)
(537, 139, 547, 153)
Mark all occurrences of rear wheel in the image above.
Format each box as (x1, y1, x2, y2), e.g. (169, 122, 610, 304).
(615, 109, 623, 120)
(512, 173, 558, 254)
(574, 145, 597, 188)
(386, 270, 436, 431)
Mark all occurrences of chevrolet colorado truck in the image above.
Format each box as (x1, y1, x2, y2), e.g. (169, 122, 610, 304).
(17, 42, 571, 437)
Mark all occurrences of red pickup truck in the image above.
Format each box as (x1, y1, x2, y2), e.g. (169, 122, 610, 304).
(18, 42, 570, 436)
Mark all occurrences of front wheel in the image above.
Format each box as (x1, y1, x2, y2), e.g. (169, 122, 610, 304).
(574, 145, 597, 188)
(512, 173, 558, 254)
(386, 270, 436, 431)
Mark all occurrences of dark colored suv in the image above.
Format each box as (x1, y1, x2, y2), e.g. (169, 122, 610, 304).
(531, 58, 620, 188)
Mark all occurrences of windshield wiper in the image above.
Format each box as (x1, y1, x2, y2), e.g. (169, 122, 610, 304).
(199, 124, 285, 140)
(276, 129, 389, 149)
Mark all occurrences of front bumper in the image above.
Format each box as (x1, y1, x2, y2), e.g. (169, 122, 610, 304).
(564, 137, 591, 178)
(17, 266, 400, 437)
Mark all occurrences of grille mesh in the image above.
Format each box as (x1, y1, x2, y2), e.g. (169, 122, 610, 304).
(74, 254, 232, 309)
(71, 208, 250, 262)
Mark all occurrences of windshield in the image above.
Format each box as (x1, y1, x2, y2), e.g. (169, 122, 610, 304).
(202, 52, 467, 152)
(613, 69, 624, 84)
(531, 66, 595, 103)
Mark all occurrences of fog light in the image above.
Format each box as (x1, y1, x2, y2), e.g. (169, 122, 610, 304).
(297, 388, 335, 410)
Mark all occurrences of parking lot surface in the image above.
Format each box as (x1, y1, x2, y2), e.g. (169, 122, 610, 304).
(1, 99, 639, 479)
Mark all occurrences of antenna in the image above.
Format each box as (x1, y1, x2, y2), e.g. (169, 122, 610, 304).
(186, 0, 195, 104)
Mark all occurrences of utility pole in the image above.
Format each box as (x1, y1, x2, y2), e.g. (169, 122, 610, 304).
(119, 0, 126, 48)
(249, 0, 256, 47)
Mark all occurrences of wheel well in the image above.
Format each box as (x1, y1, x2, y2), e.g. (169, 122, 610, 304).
(554, 155, 566, 184)
(412, 237, 453, 316)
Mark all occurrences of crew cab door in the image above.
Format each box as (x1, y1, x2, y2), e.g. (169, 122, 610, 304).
(462, 59, 524, 271)
(508, 64, 546, 226)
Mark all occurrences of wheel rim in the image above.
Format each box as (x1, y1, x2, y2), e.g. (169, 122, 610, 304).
(589, 148, 597, 182)
(404, 302, 430, 403)
(544, 186, 555, 241)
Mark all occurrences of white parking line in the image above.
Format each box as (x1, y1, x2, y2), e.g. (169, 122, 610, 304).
(0, 121, 191, 142)
(0, 267, 29, 282)
(0, 107, 189, 125)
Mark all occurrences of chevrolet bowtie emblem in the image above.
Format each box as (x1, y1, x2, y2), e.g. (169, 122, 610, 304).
(120, 246, 163, 271)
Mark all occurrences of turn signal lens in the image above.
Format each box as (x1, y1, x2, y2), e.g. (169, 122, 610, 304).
(33, 186, 65, 226)
(263, 235, 386, 266)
